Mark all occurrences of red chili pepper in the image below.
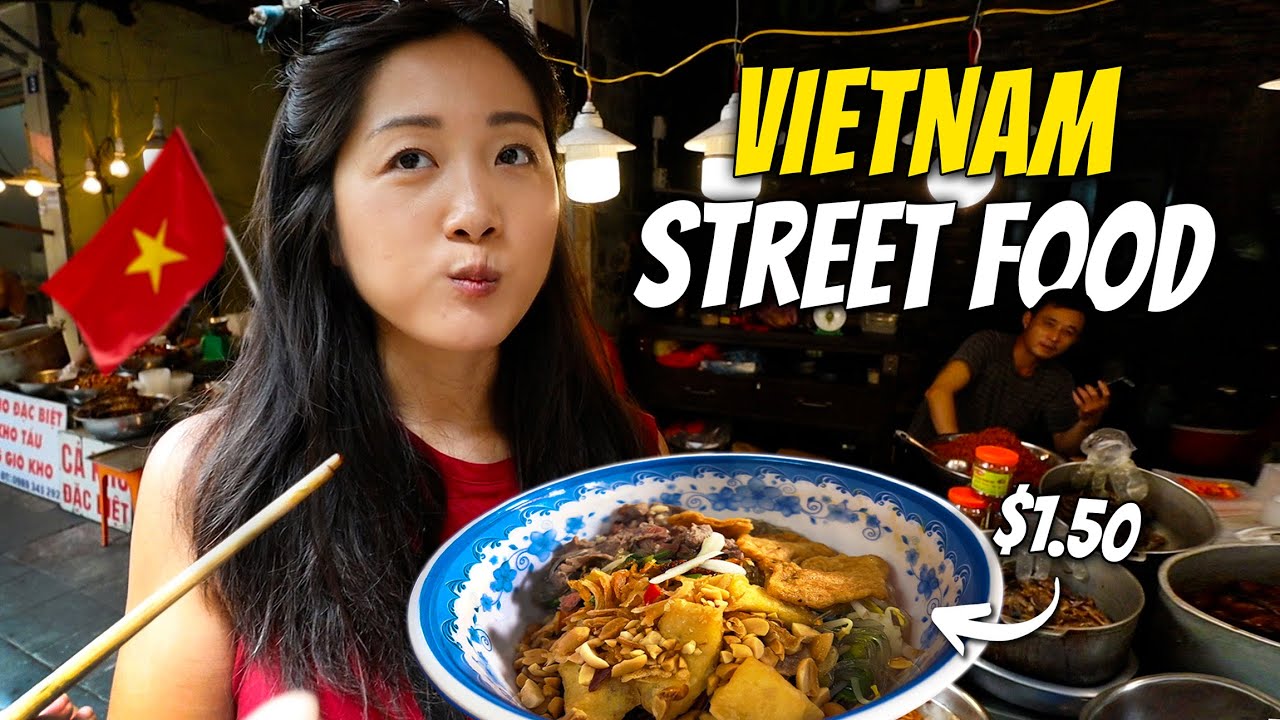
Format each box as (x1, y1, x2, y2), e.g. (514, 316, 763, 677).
(644, 583, 663, 604)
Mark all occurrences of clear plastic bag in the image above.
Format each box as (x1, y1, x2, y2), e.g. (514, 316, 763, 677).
(1077, 428, 1149, 503)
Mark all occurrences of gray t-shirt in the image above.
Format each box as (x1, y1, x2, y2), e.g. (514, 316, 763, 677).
(909, 330, 1078, 445)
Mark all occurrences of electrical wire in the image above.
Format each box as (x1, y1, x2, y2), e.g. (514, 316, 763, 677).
(580, 0, 596, 100)
(542, 0, 1116, 87)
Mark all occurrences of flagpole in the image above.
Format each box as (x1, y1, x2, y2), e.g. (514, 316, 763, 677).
(223, 225, 261, 304)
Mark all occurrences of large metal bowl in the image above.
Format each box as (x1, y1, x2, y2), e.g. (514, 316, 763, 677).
(897, 430, 1067, 493)
(965, 651, 1139, 717)
(1039, 463, 1218, 584)
(983, 555, 1145, 687)
(72, 396, 166, 441)
(0, 325, 69, 385)
(1152, 543, 1280, 696)
(1078, 673, 1280, 720)
(14, 368, 66, 398)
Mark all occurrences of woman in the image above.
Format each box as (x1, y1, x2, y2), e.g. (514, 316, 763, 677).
(43, 2, 661, 718)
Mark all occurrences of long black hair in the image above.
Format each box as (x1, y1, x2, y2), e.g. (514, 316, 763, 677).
(185, 0, 648, 709)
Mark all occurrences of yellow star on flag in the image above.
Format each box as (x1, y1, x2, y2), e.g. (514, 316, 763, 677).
(124, 219, 188, 294)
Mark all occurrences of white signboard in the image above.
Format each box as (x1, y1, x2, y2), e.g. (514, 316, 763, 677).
(0, 390, 69, 502)
(57, 430, 130, 532)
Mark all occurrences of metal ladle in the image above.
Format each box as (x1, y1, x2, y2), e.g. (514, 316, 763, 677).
(895, 430, 972, 474)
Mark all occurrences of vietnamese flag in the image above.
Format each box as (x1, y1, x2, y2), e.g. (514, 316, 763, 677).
(42, 129, 226, 372)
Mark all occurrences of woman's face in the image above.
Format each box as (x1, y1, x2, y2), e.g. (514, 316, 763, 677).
(333, 32, 560, 354)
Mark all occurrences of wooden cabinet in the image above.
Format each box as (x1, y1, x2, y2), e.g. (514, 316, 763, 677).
(622, 323, 919, 467)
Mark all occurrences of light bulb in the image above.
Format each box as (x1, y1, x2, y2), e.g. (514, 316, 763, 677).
(142, 109, 166, 171)
(82, 172, 102, 195)
(685, 93, 761, 201)
(926, 158, 995, 208)
(24, 178, 43, 197)
(0, 179, 7, 194)
(555, 101, 634, 204)
(699, 156, 762, 201)
(142, 147, 163, 171)
(564, 152, 622, 204)
(109, 157, 129, 177)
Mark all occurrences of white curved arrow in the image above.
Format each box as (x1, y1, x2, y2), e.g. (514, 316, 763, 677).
(930, 577, 1061, 655)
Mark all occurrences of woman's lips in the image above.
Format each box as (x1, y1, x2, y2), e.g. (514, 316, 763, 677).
(449, 264, 500, 298)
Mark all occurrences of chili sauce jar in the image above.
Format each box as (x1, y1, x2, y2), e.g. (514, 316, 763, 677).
(971, 445, 1020, 500)
(948, 485, 993, 529)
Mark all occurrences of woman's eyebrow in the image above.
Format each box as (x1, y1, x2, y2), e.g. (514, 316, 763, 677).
(367, 114, 441, 139)
(365, 111, 540, 139)
(489, 111, 542, 130)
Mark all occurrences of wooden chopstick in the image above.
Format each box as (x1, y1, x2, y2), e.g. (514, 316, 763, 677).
(0, 453, 345, 720)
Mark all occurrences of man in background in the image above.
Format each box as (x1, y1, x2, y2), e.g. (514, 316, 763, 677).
(908, 288, 1111, 456)
(0, 266, 28, 319)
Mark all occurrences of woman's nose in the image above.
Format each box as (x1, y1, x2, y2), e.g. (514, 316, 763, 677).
(443, 167, 500, 242)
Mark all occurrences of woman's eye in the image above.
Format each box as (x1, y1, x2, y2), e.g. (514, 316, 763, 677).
(394, 150, 433, 170)
(497, 145, 534, 166)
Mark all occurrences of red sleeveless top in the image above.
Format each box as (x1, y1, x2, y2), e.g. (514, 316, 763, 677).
(232, 416, 661, 720)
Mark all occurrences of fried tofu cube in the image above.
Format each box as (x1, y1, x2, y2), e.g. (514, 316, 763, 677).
(764, 554, 891, 609)
(636, 598, 724, 720)
(559, 661, 640, 720)
(723, 575, 819, 626)
(667, 511, 754, 539)
(708, 656, 824, 720)
(738, 534, 838, 567)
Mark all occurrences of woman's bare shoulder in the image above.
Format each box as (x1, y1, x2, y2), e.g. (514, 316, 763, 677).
(141, 410, 225, 504)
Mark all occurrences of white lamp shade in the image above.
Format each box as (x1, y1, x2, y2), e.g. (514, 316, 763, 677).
(1261, 77, 1280, 91)
(686, 93, 761, 201)
(926, 158, 995, 208)
(142, 146, 164, 171)
(700, 156, 761, 201)
(564, 152, 621, 204)
(556, 101, 634, 204)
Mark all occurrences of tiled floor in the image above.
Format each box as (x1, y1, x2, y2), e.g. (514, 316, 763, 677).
(0, 484, 129, 716)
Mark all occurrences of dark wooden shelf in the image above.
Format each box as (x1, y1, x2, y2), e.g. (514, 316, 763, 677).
(635, 323, 902, 354)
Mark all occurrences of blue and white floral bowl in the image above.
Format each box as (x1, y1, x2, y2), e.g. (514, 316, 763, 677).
(409, 454, 1002, 720)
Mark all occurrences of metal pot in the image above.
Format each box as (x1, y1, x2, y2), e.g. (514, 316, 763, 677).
(0, 325, 69, 385)
(1078, 673, 1280, 720)
(1039, 463, 1218, 584)
(983, 555, 1145, 687)
(1152, 543, 1280, 696)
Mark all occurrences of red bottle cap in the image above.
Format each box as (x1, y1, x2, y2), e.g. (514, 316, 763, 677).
(975, 445, 1020, 467)
(948, 485, 990, 509)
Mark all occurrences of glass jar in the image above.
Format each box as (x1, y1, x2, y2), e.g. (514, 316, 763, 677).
(971, 445, 1020, 500)
(948, 485, 992, 528)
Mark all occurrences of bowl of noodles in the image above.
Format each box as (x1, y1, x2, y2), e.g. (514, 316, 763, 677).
(409, 454, 1001, 720)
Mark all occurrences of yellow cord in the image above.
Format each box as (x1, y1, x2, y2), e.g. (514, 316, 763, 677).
(543, 0, 1115, 87)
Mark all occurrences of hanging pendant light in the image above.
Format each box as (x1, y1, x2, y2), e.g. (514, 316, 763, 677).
(108, 137, 130, 178)
(685, 92, 761, 201)
(16, 166, 58, 197)
(556, 101, 634, 204)
(82, 157, 102, 195)
(1261, 77, 1280, 91)
(142, 100, 167, 171)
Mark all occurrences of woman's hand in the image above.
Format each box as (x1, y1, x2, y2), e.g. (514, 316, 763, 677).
(36, 694, 97, 720)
